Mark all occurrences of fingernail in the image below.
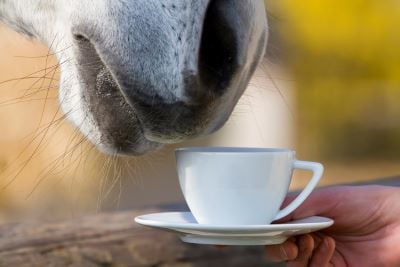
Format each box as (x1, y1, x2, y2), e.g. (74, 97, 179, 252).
(279, 246, 289, 260)
(323, 238, 332, 251)
(322, 238, 330, 250)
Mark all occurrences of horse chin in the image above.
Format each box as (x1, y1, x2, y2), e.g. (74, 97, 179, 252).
(94, 139, 162, 157)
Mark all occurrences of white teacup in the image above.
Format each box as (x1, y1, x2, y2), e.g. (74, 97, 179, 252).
(175, 147, 324, 225)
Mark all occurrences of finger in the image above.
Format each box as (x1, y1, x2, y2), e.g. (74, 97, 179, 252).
(265, 240, 298, 262)
(277, 187, 349, 222)
(310, 236, 335, 267)
(311, 233, 323, 248)
(287, 234, 314, 267)
(330, 250, 347, 267)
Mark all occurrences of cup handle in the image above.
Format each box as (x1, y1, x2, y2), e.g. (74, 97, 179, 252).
(273, 160, 324, 221)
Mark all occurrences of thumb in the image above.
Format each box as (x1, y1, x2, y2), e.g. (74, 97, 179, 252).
(275, 186, 346, 223)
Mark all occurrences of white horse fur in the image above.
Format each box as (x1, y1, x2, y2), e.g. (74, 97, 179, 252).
(0, 0, 268, 156)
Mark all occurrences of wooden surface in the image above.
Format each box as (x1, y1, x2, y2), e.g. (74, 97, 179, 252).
(0, 177, 398, 267)
(0, 209, 278, 267)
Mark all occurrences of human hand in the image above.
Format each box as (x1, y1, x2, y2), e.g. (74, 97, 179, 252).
(265, 185, 400, 266)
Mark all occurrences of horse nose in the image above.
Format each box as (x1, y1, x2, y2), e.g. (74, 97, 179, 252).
(122, 1, 266, 143)
(72, 0, 267, 143)
(128, 1, 265, 143)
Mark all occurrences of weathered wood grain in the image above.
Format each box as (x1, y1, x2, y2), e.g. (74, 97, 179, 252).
(0, 209, 281, 267)
(0, 178, 398, 267)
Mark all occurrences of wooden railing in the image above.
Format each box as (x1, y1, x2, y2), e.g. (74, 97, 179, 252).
(0, 177, 398, 267)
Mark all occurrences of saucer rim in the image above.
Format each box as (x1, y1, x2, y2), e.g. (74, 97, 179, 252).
(134, 211, 334, 231)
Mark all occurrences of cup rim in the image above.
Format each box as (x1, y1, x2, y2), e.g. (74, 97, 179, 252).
(175, 146, 295, 154)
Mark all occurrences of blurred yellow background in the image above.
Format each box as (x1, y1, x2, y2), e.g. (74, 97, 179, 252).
(275, 0, 400, 160)
(266, 0, 400, 176)
(0, 1, 399, 222)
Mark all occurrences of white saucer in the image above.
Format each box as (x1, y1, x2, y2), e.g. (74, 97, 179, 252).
(134, 212, 334, 246)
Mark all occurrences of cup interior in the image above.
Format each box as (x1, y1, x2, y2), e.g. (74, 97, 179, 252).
(176, 147, 293, 154)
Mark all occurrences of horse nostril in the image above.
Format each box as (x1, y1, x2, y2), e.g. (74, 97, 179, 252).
(73, 33, 89, 42)
(199, 0, 239, 94)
